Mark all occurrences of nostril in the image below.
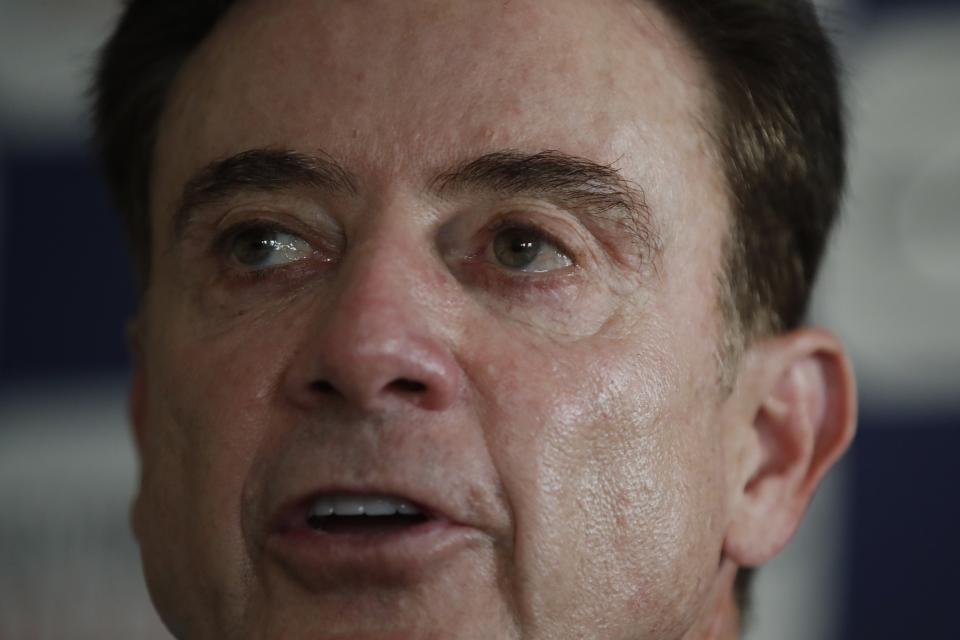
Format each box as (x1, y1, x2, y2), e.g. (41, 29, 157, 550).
(388, 378, 427, 394)
(310, 380, 338, 394)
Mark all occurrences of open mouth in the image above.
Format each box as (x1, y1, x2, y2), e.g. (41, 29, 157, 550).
(266, 488, 479, 585)
(304, 494, 431, 535)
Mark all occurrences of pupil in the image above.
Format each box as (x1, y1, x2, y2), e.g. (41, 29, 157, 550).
(495, 229, 541, 269)
(235, 230, 277, 265)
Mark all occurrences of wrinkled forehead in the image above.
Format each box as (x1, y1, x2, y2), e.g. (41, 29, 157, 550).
(153, 0, 716, 216)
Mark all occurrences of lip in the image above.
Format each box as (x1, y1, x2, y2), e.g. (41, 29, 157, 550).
(265, 487, 488, 588)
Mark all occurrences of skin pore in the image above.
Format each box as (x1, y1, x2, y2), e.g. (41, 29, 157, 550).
(129, 0, 856, 638)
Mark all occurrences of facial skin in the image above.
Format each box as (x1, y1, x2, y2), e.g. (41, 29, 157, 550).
(130, 0, 857, 638)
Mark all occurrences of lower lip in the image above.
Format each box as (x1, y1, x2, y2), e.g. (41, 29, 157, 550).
(266, 519, 481, 588)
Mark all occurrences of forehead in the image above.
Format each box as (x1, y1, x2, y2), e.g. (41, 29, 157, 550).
(153, 0, 717, 210)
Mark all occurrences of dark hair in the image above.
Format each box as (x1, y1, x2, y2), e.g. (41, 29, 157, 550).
(648, 0, 847, 340)
(91, 0, 846, 616)
(92, 0, 232, 281)
(642, 0, 846, 612)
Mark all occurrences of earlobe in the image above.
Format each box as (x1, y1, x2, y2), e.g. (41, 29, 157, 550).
(723, 327, 857, 567)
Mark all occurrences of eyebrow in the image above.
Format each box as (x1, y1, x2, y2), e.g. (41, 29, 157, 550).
(174, 148, 359, 238)
(174, 147, 657, 259)
(431, 149, 655, 255)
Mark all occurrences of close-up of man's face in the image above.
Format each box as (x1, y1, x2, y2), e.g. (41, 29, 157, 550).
(116, 0, 856, 638)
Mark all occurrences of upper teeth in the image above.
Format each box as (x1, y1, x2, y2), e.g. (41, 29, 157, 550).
(308, 494, 423, 517)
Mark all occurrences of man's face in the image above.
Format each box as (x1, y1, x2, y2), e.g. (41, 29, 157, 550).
(135, 0, 739, 637)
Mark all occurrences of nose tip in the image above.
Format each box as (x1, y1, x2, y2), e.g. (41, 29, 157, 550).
(288, 331, 462, 414)
(283, 233, 463, 415)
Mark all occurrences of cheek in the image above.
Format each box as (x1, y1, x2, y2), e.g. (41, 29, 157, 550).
(134, 306, 290, 632)
(474, 323, 727, 635)
(145, 314, 279, 487)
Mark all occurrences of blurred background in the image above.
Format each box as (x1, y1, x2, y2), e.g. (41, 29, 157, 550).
(1, 0, 958, 638)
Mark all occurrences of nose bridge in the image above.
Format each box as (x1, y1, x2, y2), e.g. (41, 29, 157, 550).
(337, 230, 435, 333)
(284, 220, 462, 414)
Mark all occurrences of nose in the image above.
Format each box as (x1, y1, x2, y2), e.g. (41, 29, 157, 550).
(283, 245, 462, 414)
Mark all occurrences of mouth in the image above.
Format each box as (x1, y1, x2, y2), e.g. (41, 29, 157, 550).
(274, 492, 435, 535)
(267, 489, 482, 587)
(303, 493, 430, 534)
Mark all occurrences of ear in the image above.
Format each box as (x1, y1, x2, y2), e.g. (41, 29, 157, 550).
(126, 316, 148, 456)
(722, 326, 857, 567)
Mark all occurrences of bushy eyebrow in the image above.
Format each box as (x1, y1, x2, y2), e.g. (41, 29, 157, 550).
(430, 149, 656, 256)
(174, 148, 359, 238)
(173, 148, 657, 261)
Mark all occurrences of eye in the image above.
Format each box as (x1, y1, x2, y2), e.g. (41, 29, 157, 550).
(227, 225, 315, 269)
(488, 226, 573, 273)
